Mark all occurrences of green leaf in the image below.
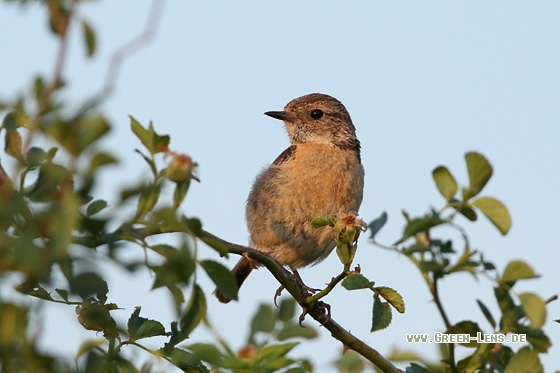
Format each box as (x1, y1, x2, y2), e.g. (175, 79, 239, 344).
(127, 306, 166, 340)
(80, 115, 110, 151)
(46, 146, 58, 160)
(199, 260, 238, 302)
(135, 149, 157, 175)
(476, 299, 496, 329)
(385, 347, 424, 362)
(161, 343, 208, 372)
(367, 211, 387, 240)
(278, 297, 296, 322)
(454, 202, 478, 221)
(401, 215, 445, 242)
(128, 306, 144, 332)
(180, 285, 206, 341)
(463, 152, 493, 200)
(341, 273, 373, 290)
(80, 217, 107, 238)
(76, 300, 118, 338)
(187, 343, 224, 366)
(173, 178, 191, 208)
(456, 343, 493, 372)
(433, 239, 454, 253)
(81, 20, 96, 57)
(130, 116, 170, 155)
(471, 197, 511, 235)
(43, 115, 110, 157)
(25, 147, 47, 168)
(452, 320, 481, 347)
(371, 294, 392, 332)
(2, 111, 19, 131)
(333, 350, 366, 373)
(90, 152, 118, 171)
(517, 326, 551, 353)
(277, 323, 318, 341)
(150, 244, 176, 257)
(250, 304, 276, 335)
(70, 272, 108, 303)
(259, 342, 299, 360)
(134, 183, 161, 219)
(519, 293, 546, 329)
(501, 260, 538, 285)
(185, 217, 202, 235)
(55, 288, 69, 302)
(5, 129, 23, 161)
(149, 121, 170, 153)
(494, 286, 518, 331)
(76, 339, 106, 359)
(152, 244, 195, 292)
(33, 76, 45, 102)
(432, 166, 457, 201)
(130, 116, 153, 154)
(377, 287, 405, 313)
(504, 347, 543, 373)
(419, 261, 448, 276)
(311, 215, 332, 230)
(402, 243, 430, 254)
(86, 199, 107, 217)
(28, 285, 53, 301)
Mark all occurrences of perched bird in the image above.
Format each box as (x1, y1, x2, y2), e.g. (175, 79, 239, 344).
(214, 93, 365, 303)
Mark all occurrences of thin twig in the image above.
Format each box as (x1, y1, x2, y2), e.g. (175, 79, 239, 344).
(99, 0, 166, 98)
(432, 278, 456, 371)
(305, 271, 348, 304)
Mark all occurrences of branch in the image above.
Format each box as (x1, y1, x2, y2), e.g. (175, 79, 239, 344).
(73, 224, 402, 371)
(98, 0, 166, 98)
(198, 229, 403, 373)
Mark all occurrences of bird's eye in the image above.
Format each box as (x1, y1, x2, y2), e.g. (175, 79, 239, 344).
(310, 109, 323, 119)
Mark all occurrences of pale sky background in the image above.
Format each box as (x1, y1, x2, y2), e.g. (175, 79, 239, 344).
(1, 1, 559, 371)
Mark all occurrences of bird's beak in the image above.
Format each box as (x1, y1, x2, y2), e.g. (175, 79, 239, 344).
(264, 111, 296, 122)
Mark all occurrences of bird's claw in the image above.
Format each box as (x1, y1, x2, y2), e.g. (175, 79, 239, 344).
(298, 301, 331, 327)
(298, 307, 308, 326)
(274, 285, 285, 307)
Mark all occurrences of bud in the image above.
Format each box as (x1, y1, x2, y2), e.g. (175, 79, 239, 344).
(164, 151, 196, 182)
(333, 211, 367, 270)
(333, 211, 367, 244)
(238, 343, 257, 358)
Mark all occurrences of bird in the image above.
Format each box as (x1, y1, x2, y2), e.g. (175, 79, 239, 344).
(214, 93, 365, 303)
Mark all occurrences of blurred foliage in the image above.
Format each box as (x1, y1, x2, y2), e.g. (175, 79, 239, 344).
(0, 1, 555, 372)
(360, 152, 550, 372)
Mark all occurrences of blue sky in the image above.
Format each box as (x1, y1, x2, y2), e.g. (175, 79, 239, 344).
(2, 1, 559, 371)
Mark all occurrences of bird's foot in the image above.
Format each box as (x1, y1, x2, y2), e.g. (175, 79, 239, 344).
(316, 301, 331, 324)
(292, 269, 321, 294)
(298, 301, 331, 326)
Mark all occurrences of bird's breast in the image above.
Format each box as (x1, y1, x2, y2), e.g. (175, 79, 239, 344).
(246, 143, 364, 268)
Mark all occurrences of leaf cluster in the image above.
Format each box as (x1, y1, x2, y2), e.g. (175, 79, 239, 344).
(366, 152, 551, 372)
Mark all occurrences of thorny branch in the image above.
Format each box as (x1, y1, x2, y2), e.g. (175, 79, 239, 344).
(198, 229, 404, 373)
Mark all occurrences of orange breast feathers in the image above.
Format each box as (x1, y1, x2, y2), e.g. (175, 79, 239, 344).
(245, 143, 364, 268)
